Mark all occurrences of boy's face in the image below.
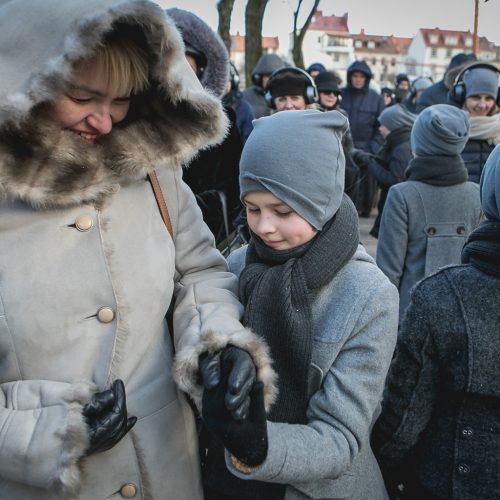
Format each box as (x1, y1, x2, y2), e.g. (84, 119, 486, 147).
(244, 191, 318, 250)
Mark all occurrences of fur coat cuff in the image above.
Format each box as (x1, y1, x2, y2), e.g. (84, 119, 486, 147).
(173, 329, 277, 412)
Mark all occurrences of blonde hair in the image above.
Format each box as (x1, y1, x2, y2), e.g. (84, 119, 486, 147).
(74, 37, 149, 96)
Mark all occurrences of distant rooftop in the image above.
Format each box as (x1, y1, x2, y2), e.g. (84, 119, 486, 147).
(230, 32, 279, 52)
(309, 10, 349, 33)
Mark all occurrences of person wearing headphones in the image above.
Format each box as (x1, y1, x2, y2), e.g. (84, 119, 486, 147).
(449, 62, 500, 183)
(264, 66, 319, 112)
(242, 53, 286, 119)
(402, 76, 433, 113)
(315, 70, 361, 204)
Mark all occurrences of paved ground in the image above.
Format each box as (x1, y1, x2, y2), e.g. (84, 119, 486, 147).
(358, 213, 378, 259)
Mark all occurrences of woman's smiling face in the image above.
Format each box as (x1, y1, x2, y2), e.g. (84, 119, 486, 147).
(47, 59, 131, 144)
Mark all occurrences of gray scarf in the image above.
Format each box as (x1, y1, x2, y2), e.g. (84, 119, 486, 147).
(405, 155, 469, 186)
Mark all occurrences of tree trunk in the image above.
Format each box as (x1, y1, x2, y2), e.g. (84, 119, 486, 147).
(217, 0, 236, 54)
(292, 0, 321, 68)
(245, 0, 269, 87)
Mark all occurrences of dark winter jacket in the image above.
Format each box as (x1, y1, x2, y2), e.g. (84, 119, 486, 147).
(368, 129, 413, 237)
(461, 138, 496, 183)
(372, 263, 500, 499)
(341, 61, 385, 153)
(223, 90, 255, 144)
(415, 80, 448, 112)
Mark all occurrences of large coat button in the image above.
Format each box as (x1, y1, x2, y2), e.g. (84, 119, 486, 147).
(97, 307, 115, 323)
(457, 463, 470, 475)
(427, 227, 437, 236)
(75, 215, 93, 232)
(120, 483, 137, 498)
(461, 426, 473, 438)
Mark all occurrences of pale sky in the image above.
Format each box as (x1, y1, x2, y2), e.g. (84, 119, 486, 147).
(157, 0, 499, 54)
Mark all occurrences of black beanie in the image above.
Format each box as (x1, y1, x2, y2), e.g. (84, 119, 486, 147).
(267, 70, 309, 99)
(314, 71, 340, 94)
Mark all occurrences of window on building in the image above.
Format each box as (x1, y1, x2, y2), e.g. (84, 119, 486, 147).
(367, 41, 375, 49)
(333, 53, 340, 62)
(431, 47, 437, 58)
(354, 40, 362, 48)
(444, 36, 457, 45)
(465, 37, 473, 47)
(391, 58, 396, 66)
(372, 57, 377, 65)
(429, 34, 439, 44)
(381, 57, 387, 64)
(446, 48, 452, 58)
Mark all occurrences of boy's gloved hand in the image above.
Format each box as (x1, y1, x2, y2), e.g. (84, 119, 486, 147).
(83, 379, 137, 456)
(199, 345, 256, 421)
(203, 379, 268, 467)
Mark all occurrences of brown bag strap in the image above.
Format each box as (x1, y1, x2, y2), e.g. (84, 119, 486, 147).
(147, 170, 173, 238)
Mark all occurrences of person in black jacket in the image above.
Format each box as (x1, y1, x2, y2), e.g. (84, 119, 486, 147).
(167, 8, 244, 246)
(367, 104, 415, 238)
(449, 62, 500, 182)
(417, 52, 477, 112)
(341, 60, 385, 216)
(372, 144, 500, 500)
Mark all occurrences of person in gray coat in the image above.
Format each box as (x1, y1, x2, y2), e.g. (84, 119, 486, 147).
(372, 144, 500, 500)
(200, 110, 399, 500)
(0, 2, 277, 498)
(377, 105, 482, 321)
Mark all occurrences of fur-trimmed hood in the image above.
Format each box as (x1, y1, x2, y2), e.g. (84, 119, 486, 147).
(166, 8, 229, 98)
(0, 0, 228, 208)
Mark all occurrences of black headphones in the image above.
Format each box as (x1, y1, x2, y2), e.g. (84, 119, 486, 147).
(264, 67, 318, 109)
(409, 76, 434, 99)
(450, 62, 500, 106)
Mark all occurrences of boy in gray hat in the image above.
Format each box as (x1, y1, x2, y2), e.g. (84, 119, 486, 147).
(377, 104, 482, 322)
(200, 109, 398, 500)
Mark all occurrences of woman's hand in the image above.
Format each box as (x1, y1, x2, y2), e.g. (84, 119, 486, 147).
(199, 345, 256, 421)
(83, 379, 137, 456)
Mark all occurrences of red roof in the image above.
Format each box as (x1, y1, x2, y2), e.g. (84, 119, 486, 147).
(309, 10, 349, 33)
(230, 33, 279, 52)
(419, 28, 474, 49)
(352, 31, 410, 55)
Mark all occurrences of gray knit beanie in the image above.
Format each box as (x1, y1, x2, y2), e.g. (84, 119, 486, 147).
(378, 104, 416, 131)
(480, 143, 500, 220)
(240, 110, 348, 230)
(411, 104, 470, 156)
(463, 67, 499, 99)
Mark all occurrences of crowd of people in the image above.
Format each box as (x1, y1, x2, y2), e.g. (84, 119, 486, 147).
(0, 1, 499, 499)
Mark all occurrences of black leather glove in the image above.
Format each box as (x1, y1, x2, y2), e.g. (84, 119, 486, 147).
(83, 379, 137, 456)
(352, 148, 373, 169)
(203, 378, 268, 467)
(199, 345, 256, 421)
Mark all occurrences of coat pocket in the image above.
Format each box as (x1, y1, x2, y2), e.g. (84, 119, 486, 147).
(424, 222, 468, 276)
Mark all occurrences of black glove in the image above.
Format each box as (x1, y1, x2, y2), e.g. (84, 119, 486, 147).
(352, 148, 373, 169)
(83, 379, 137, 456)
(199, 345, 256, 421)
(203, 378, 268, 467)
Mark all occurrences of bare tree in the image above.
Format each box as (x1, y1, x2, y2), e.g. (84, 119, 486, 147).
(244, 0, 269, 87)
(292, 0, 321, 68)
(217, 0, 236, 54)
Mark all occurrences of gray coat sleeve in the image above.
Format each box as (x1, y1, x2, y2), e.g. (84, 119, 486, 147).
(376, 186, 409, 289)
(226, 278, 398, 484)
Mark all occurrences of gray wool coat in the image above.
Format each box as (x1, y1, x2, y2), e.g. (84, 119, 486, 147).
(0, 2, 276, 499)
(225, 244, 399, 499)
(376, 180, 482, 320)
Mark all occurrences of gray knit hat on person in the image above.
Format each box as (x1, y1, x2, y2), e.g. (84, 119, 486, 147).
(411, 104, 470, 156)
(239, 109, 348, 230)
(463, 67, 499, 100)
(480, 143, 500, 220)
(378, 104, 417, 131)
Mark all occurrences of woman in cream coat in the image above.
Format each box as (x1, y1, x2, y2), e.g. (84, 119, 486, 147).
(0, 1, 275, 499)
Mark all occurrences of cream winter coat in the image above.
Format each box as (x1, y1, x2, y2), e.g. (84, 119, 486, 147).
(0, 1, 275, 498)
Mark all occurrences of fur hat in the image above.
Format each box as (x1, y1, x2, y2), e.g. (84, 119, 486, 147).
(239, 110, 348, 230)
(166, 8, 229, 97)
(266, 69, 310, 99)
(480, 144, 500, 220)
(463, 67, 499, 100)
(411, 104, 469, 156)
(378, 104, 416, 131)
